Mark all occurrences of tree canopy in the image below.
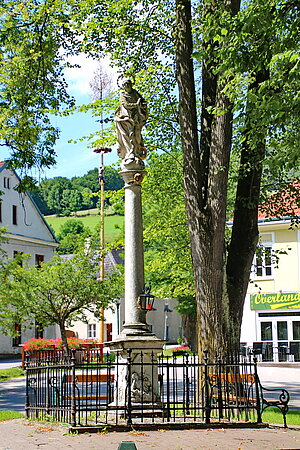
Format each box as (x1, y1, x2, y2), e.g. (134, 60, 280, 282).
(0, 0, 78, 185)
(2, 0, 300, 356)
(0, 251, 123, 353)
(30, 166, 123, 215)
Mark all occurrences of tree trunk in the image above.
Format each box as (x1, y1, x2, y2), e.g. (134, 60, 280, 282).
(176, 0, 240, 359)
(182, 314, 197, 352)
(60, 323, 69, 358)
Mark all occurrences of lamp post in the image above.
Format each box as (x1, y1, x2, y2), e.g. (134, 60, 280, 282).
(93, 146, 112, 344)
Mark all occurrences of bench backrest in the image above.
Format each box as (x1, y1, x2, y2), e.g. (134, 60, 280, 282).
(209, 373, 255, 383)
(65, 374, 114, 383)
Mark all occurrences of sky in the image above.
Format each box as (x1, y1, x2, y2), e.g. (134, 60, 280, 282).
(2, 55, 119, 181)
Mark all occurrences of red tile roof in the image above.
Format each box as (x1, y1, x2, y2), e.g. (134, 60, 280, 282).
(258, 181, 300, 219)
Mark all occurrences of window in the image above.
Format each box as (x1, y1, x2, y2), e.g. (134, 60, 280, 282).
(4, 177, 10, 189)
(293, 321, 300, 340)
(277, 321, 288, 340)
(12, 323, 21, 347)
(0, 202, 2, 223)
(35, 254, 44, 268)
(87, 323, 97, 338)
(261, 321, 272, 341)
(253, 245, 273, 278)
(12, 205, 17, 225)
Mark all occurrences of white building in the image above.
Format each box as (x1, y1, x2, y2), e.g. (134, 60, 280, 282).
(69, 248, 183, 345)
(0, 161, 59, 357)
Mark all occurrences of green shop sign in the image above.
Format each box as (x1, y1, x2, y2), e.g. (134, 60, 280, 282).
(250, 292, 300, 310)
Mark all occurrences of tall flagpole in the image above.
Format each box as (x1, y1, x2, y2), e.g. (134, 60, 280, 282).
(93, 146, 111, 344)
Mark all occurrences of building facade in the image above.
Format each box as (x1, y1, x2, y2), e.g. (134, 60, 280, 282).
(0, 162, 59, 357)
(241, 218, 300, 362)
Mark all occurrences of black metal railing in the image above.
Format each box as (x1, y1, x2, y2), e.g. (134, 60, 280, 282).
(25, 350, 288, 428)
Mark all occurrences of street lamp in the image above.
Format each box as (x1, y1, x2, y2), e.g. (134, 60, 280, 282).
(93, 146, 112, 344)
(137, 285, 156, 311)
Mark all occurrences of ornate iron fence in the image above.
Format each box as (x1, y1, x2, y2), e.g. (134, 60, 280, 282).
(25, 350, 289, 428)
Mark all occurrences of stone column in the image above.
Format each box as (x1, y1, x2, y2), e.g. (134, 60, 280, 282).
(121, 169, 148, 335)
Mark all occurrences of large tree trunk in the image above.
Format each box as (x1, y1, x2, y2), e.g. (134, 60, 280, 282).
(226, 68, 270, 351)
(175, 0, 240, 359)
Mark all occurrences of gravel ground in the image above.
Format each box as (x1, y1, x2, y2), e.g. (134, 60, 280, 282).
(0, 420, 299, 450)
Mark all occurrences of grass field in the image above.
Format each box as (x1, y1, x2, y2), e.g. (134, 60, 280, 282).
(0, 368, 25, 382)
(45, 210, 124, 243)
(0, 411, 24, 421)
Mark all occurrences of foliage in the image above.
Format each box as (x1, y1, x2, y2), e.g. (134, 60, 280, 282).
(0, 251, 123, 352)
(30, 166, 123, 215)
(0, 0, 77, 182)
(70, 0, 300, 356)
(143, 150, 195, 315)
(56, 219, 91, 254)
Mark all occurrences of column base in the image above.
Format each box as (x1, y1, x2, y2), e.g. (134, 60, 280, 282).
(107, 334, 165, 409)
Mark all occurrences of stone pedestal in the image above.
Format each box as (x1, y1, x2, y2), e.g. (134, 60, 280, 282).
(109, 335, 164, 408)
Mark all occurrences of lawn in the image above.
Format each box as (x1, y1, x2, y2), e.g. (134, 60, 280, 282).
(0, 411, 24, 421)
(0, 367, 25, 382)
(45, 212, 124, 242)
(262, 407, 300, 426)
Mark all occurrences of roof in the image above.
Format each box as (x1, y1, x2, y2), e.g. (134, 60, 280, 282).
(61, 248, 124, 275)
(258, 181, 300, 221)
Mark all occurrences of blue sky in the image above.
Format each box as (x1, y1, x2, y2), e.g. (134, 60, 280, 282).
(2, 55, 119, 180)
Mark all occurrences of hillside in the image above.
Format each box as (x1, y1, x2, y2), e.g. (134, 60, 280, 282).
(45, 209, 124, 243)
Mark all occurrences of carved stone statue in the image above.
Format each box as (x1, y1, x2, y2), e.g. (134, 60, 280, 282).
(115, 78, 148, 169)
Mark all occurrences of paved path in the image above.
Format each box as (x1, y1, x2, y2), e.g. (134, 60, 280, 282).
(0, 358, 22, 370)
(257, 365, 300, 410)
(0, 419, 299, 449)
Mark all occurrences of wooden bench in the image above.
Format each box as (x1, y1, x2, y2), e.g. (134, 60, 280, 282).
(53, 373, 115, 405)
(208, 372, 290, 427)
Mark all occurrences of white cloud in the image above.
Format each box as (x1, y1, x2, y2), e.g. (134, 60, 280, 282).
(64, 54, 118, 96)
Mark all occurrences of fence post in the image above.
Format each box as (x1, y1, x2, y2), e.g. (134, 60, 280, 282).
(217, 356, 223, 419)
(203, 350, 211, 424)
(25, 353, 30, 419)
(46, 358, 50, 416)
(126, 348, 132, 426)
(253, 355, 262, 424)
(70, 350, 77, 427)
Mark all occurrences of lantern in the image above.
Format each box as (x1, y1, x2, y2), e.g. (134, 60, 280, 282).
(137, 285, 155, 311)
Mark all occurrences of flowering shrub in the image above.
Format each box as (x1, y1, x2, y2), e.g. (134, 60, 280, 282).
(172, 346, 190, 352)
(23, 338, 55, 351)
(23, 338, 99, 351)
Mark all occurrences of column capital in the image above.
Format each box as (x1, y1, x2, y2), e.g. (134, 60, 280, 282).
(119, 169, 147, 186)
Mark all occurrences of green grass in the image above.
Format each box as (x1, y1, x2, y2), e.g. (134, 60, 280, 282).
(0, 411, 24, 421)
(45, 213, 124, 242)
(262, 407, 300, 426)
(212, 407, 300, 426)
(0, 367, 25, 382)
